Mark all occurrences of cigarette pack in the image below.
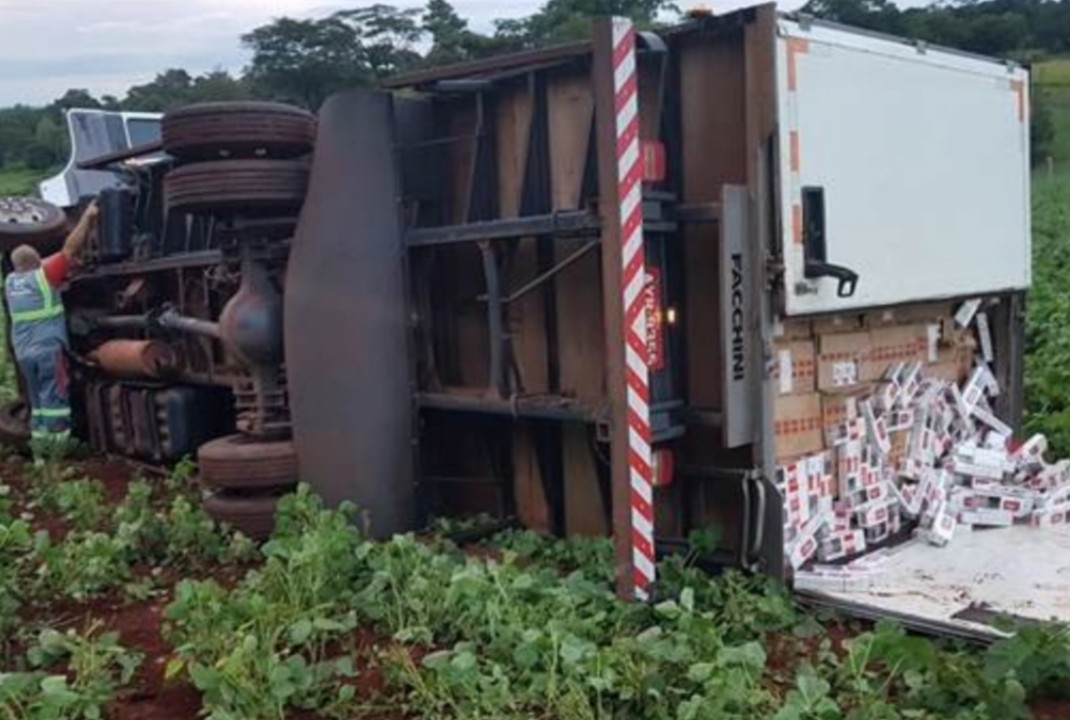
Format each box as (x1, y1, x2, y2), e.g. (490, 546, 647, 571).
(1038, 482, 1070, 511)
(1031, 460, 1070, 491)
(849, 480, 893, 508)
(864, 521, 891, 545)
(978, 363, 1000, 396)
(827, 417, 866, 447)
(958, 508, 1015, 527)
(794, 567, 877, 593)
(961, 367, 988, 411)
(854, 498, 894, 528)
(954, 298, 982, 328)
(898, 362, 923, 408)
(818, 529, 867, 562)
(892, 482, 923, 518)
(976, 312, 994, 364)
(948, 383, 972, 423)
(788, 514, 829, 569)
(1031, 508, 1070, 528)
(1013, 434, 1048, 466)
(861, 400, 892, 456)
(973, 404, 1013, 438)
(921, 500, 957, 546)
(887, 409, 916, 433)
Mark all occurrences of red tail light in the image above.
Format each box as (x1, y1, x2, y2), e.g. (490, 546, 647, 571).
(652, 447, 675, 488)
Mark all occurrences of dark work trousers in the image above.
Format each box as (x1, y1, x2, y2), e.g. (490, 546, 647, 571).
(18, 342, 71, 446)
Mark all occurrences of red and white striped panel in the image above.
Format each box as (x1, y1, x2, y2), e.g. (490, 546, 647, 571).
(611, 16, 655, 600)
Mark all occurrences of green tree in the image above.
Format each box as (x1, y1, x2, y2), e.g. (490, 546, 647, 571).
(1032, 89, 1056, 167)
(800, 0, 902, 33)
(423, 0, 477, 65)
(50, 89, 101, 112)
(494, 0, 677, 47)
(242, 17, 367, 110)
(0, 106, 42, 167)
(33, 116, 65, 159)
(333, 5, 424, 79)
(189, 70, 251, 104)
(122, 69, 194, 111)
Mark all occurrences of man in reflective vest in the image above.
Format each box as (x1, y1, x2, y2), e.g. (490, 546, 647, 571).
(5, 201, 98, 457)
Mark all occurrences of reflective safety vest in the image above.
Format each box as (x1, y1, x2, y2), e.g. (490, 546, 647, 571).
(4, 268, 68, 359)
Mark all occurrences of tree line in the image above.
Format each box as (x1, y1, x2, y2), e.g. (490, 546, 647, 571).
(0, 0, 1064, 174)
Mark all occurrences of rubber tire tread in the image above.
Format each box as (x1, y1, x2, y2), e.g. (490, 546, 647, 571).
(0, 198, 67, 248)
(165, 159, 308, 213)
(198, 434, 298, 490)
(203, 492, 283, 541)
(162, 102, 316, 160)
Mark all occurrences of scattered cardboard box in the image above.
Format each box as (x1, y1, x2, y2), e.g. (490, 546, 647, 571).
(864, 302, 954, 329)
(817, 332, 869, 391)
(773, 340, 817, 396)
(774, 393, 823, 460)
(812, 314, 864, 336)
(775, 318, 813, 341)
(865, 325, 927, 380)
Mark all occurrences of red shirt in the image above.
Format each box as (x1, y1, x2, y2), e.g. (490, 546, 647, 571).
(42, 253, 69, 287)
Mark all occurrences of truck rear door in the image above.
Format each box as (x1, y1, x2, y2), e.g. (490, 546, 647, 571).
(775, 17, 1030, 315)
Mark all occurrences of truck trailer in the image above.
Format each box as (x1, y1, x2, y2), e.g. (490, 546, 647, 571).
(0, 5, 1048, 640)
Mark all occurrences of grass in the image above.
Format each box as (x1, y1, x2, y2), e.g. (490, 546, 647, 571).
(0, 164, 49, 197)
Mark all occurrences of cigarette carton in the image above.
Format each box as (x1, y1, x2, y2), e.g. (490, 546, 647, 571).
(818, 528, 867, 562)
(954, 298, 982, 328)
(958, 508, 1014, 527)
(794, 568, 877, 593)
(921, 500, 957, 546)
(976, 312, 994, 364)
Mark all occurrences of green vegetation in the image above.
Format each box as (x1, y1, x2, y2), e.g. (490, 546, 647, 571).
(1021, 55, 1070, 455)
(0, 459, 1066, 719)
(0, 164, 50, 197)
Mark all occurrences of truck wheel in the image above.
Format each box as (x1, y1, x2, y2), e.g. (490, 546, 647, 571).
(0, 400, 29, 453)
(0, 197, 67, 250)
(165, 159, 309, 214)
(197, 433, 298, 490)
(203, 491, 283, 540)
(162, 102, 316, 160)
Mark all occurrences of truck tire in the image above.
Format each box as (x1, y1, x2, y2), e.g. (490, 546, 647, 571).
(203, 491, 282, 540)
(0, 400, 30, 453)
(165, 159, 309, 214)
(0, 197, 67, 250)
(162, 102, 316, 160)
(197, 434, 298, 490)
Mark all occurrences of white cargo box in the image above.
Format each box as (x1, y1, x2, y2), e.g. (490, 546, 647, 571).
(776, 18, 1030, 315)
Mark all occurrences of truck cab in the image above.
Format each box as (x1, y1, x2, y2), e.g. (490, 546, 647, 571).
(39, 109, 162, 209)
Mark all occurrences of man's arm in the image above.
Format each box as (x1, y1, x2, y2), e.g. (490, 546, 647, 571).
(60, 200, 99, 261)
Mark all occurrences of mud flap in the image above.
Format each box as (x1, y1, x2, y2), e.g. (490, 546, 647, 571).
(286, 89, 415, 537)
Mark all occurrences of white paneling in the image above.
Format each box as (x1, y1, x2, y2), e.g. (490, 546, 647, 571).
(776, 19, 1031, 315)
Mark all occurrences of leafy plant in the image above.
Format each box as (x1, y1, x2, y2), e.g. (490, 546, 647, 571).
(39, 479, 106, 532)
(0, 519, 33, 644)
(985, 624, 1070, 699)
(32, 530, 130, 602)
(0, 623, 142, 720)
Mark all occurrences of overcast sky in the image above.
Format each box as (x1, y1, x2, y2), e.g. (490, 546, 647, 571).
(0, 0, 928, 107)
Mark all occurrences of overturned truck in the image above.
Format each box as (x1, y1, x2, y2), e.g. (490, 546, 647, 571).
(0, 5, 1052, 638)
